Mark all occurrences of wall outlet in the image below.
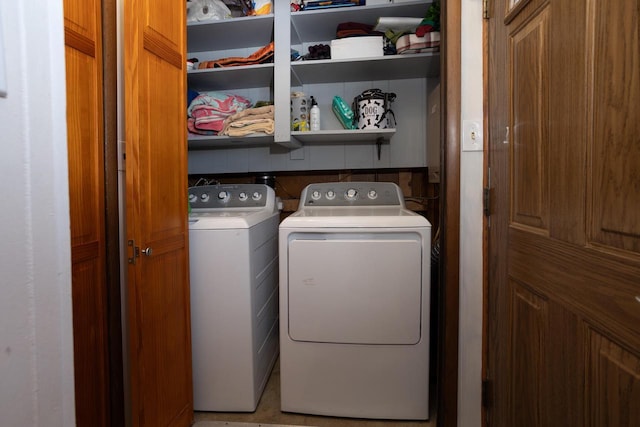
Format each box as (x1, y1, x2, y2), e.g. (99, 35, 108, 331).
(462, 120, 483, 151)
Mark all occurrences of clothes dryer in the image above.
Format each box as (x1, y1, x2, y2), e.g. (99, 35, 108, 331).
(189, 183, 280, 411)
(279, 182, 431, 420)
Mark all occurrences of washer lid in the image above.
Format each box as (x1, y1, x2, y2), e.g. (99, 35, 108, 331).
(189, 210, 277, 229)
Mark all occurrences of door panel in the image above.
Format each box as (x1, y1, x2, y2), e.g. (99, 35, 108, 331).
(139, 56, 186, 242)
(509, 281, 547, 427)
(125, 0, 192, 425)
(588, 330, 640, 427)
(590, 0, 640, 252)
(510, 8, 549, 231)
(64, 0, 110, 424)
(64, 0, 97, 40)
(487, 0, 640, 425)
(144, 0, 184, 54)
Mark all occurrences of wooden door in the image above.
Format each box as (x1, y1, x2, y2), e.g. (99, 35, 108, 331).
(487, 0, 640, 425)
(124, 0, 193, 426)
(64, 0, 110, 425)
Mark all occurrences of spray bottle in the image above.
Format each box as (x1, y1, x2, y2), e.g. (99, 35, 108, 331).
(310, 96, 320, 131)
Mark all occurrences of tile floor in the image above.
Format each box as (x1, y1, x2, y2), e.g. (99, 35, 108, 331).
(194, 359, 435, 427)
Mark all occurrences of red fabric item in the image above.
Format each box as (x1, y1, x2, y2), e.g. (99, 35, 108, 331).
(415, 24, 435, 37)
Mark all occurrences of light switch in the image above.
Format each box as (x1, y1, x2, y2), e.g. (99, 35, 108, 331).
(462, 120, 483, 151)
(0, 5, 6, 98)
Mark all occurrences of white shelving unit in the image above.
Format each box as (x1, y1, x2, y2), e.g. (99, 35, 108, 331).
(187, 13, 296, 149)
(287, 1, 435, 148)
(290, 1, 432, 43)
(291, 54, 439, 85)
(187, 14, 274, 52)
(187, 1, 440, 173)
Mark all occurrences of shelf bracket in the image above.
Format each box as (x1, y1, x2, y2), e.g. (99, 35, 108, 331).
(376, 137, 383, 160)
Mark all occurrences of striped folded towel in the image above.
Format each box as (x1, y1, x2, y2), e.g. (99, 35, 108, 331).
(396, 32, 440, 55)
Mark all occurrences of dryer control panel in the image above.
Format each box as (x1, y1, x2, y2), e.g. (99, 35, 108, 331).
(301, 182, 403, 207)
(189, 184, 272, 209)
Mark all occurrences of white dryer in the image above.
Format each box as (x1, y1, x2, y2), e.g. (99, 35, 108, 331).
(279, 182, 431, 420)
(188, 183, 280, 412)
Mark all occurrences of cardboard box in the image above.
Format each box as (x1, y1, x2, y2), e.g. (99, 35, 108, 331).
(330, 36, 384, 60)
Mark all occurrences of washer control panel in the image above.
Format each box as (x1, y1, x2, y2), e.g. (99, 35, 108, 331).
(301, 182, 403, 207)
(189, 184, 271, 209)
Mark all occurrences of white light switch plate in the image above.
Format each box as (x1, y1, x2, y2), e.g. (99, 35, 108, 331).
(462, 120, 483, 151)
(0, 5, 6, 98)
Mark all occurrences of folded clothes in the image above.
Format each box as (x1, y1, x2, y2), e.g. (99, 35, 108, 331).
(220, 105, 275, 136)
(187, 118, 217, 136)
(188, 92, 251, 116)
(198, 42, 274, 69)
(187, 92, 251, 134)
(396, 32, 440, 55)
(225, 120, 275, 137)
(335, 22, 384, 39)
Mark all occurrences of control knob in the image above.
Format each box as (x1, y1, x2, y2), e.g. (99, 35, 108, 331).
(252, 191, 262, 201)
(217, 191, 229, 201)
(200, 193, 210, 202)
(311, 190, 321, 200)
(238, 192, 248, 201)
(345, 188, 358, 200)
(326, 190, 336, 200)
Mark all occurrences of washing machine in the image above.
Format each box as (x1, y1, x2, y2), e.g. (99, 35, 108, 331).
(279, 182, 431, 420)
(188, 183, 280, 412)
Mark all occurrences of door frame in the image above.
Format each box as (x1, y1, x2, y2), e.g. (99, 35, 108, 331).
(438, 0, 461, 426)
(99, 0, 462, 424)
(102, 0, 125, 424)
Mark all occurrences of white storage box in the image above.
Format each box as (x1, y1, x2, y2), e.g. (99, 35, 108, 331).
(330, 36, 384, 60)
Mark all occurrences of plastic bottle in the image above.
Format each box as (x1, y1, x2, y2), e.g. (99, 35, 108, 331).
(310, 96, 320, 131)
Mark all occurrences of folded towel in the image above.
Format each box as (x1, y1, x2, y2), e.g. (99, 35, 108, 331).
(335, 22, 384, 39)
(188, 92, 251, 117)
(220, 105, 275, 136)
(198, 42, 274, 69)
(187, 118, 216, 136)
(396, 32, 440, 55)
(225, 120, 275, 136)
(187, 92, 251, 133)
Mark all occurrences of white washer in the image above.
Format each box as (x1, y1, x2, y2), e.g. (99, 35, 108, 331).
(189, 184, 280, 412)
(279, 182, 431, 420)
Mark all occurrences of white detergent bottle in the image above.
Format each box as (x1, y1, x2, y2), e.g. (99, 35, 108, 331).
(310, 96, 320, 131)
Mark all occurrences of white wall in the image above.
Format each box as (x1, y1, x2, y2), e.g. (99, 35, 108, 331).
(458, 0, 484, 426)
(0, 1, 75, 426)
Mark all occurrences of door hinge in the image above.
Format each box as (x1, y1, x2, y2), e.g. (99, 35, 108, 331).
(483, 187, 491, 217)
(127, 239, 140, 264)
(482, 379, 493, 408)
(483, 0, 490, 19)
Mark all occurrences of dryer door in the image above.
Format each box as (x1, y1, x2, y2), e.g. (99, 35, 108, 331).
(287, 232, 424, 345)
